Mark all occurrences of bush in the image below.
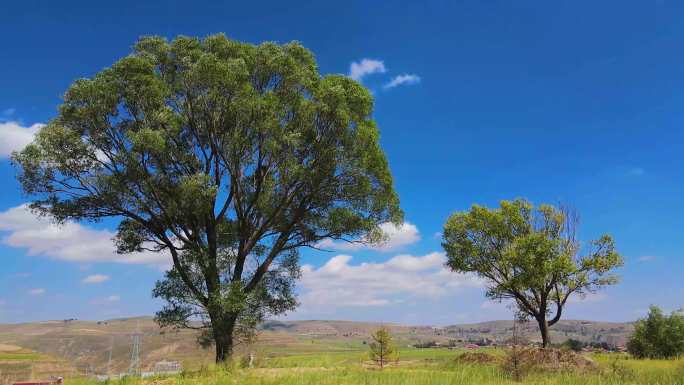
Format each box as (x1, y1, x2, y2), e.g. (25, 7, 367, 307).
(562, 339, 585, 352)
(627, 305, 684, 359)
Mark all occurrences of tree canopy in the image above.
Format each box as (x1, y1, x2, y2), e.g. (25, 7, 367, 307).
(442, 199, 623, 347)
(12, 34, 402, 361)
(627, 305, 684, 359)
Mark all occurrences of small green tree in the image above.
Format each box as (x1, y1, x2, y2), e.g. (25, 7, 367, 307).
(369, 327, 397, 368)
(627, 306, 684, 359)
(562, 338, 585, 352)
(442, 199, 623, 348)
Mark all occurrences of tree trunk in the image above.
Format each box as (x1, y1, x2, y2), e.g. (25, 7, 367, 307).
(537, 317, 550, 348)
(212, 317, 236, 363)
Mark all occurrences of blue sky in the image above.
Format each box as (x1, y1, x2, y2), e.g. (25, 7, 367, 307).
(1, 0, 683, 325)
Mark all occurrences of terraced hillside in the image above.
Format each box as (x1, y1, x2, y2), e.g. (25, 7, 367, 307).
(0, 343, 77, 384)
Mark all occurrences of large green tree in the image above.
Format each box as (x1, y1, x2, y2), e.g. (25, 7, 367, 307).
(12, 34, 401, 362)
(442, 199, 622, 347)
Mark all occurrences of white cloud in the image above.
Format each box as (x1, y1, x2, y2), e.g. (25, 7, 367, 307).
(0, 121, 44, 157)
(637, 255, 656, 262)
(375, 222, 421, 251)
(107, 295, 120, 302)
(0, 204, 170, 268)
(2, 108, 16, 116)
(28, 288, 45, 296)
(298, 252, 482, 309)
(316, 222, 420, 252)
(349, 59, 386, 81)
(384, 74, 421, 89)
(82, 274, 110, 284)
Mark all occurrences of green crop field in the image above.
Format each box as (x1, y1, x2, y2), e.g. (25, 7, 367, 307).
(0, 352, 44, 361)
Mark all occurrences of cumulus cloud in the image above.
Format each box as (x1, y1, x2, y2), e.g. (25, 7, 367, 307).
(298, 252, 482, 309)
(0, 121, 44, 157)
(349, 59, 386, 81)
(384, 74, 421, 89)
(28, 288, 45, 296)
(316, 222, 420, 252)
(82, 274, 110, 284)
(0, 204, 169, 268)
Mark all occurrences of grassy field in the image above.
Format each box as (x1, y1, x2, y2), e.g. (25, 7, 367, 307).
(0, 317, 638, 378)
(0, 318, 677, 385)
(65, 348, 684, 385)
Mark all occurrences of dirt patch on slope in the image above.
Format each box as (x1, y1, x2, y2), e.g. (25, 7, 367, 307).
(0, 344, 24, 352)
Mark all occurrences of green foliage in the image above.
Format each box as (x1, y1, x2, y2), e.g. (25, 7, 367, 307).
(12, 34, 401, 362)
(442, 199, 623, 347)
(368, 327, 397, 368)
(628, 305, 684, 359)
(562, 339, 585, 352)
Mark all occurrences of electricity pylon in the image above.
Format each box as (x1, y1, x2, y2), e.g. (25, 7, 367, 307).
(128, 322, 142, 375)
(107, 336, 114, 375)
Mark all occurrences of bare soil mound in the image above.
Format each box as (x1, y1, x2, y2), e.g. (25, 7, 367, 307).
(504, 347, 596, 373)
(455, 352, 499, 365)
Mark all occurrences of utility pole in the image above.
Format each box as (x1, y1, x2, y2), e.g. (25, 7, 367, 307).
(107, 336, 114, 375)
(128, 322, 142, 376)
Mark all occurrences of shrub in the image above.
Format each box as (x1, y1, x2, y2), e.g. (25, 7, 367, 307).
(627, 305, 684, 359)
(562, 339, 585, 352)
